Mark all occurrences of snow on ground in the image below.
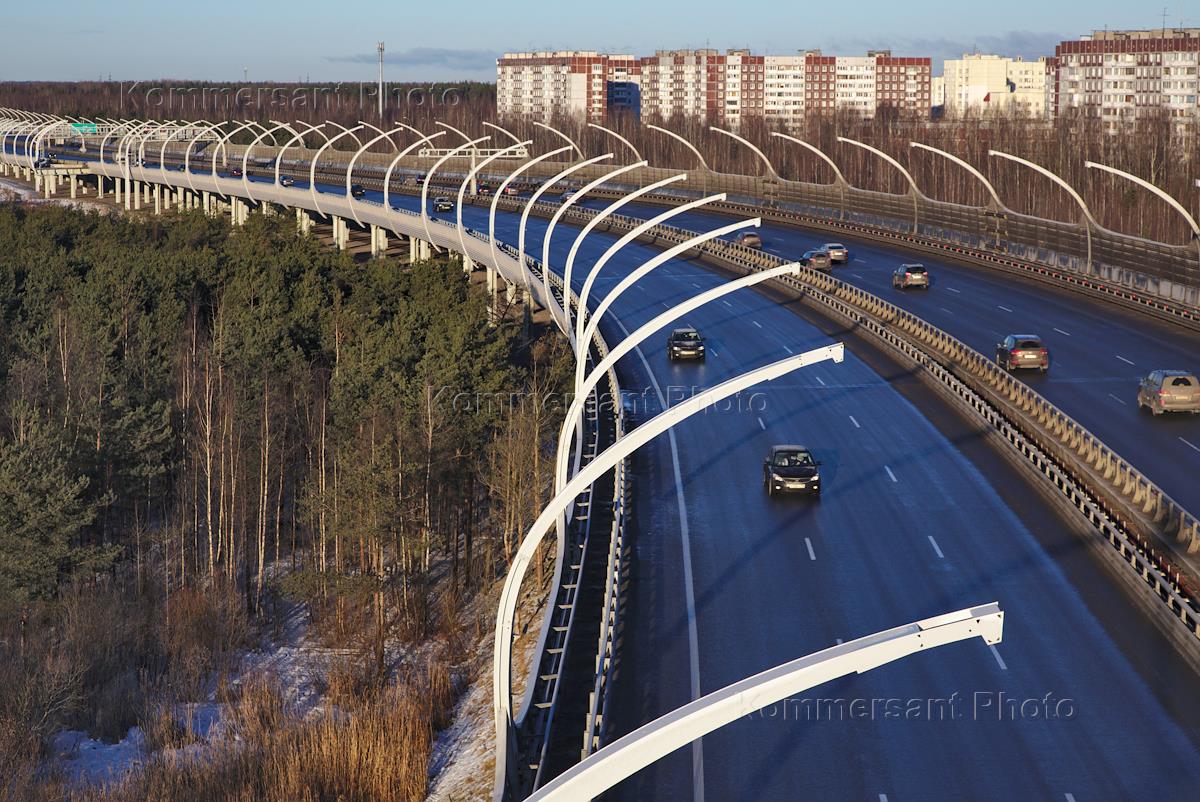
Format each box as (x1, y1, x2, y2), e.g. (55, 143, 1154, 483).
(427, 581, 546, 802)
(0, 176, 115, 212)
(47, 600, 341, 786)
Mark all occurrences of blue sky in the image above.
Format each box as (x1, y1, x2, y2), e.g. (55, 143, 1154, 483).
(1, 1, 1188, 81)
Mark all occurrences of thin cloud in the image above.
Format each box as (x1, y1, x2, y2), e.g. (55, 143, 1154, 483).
(327, 47, 499, 72)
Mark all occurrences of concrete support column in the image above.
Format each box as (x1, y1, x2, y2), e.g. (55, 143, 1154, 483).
(97, 176, 104, 199)
(408, 235, 417, 264)
(203, 191, 211, 216)
(134, 181, 142, 210)
(230, 199, 238, 226)
(462, 253, 474, 274)
(419, 238, 432, 261)
(70, 176, 77, 200)
(154, 185, 162, 215)
(33, 172, 42, 193)
(43, 175, 51, 199)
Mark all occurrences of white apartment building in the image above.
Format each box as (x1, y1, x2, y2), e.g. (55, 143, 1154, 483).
(1050, 29, 1200, 125)
(763, 55, 807, 127)
(942, 53, 1048, 117)
(497, 48, 930, 124)
(496, 51, 639, 120)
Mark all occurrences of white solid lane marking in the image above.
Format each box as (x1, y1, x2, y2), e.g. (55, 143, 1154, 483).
(1108, 393, 1126, 405)
(1180, 437, 1200, 454)
(885, 465, 898, 483)
(928, 535, 945, 559)
(997, 304, 1013, 312)
(753, 320, 763, 329)
(1053, 327, 1071, 336)
(610, 317, 705, 799)
(815, 376, 826, 386)
(1116, 354, 1135, 365)
(805, 537, 816, 561)
(946, 286, 961, 293)
(989, 644, 1008, 670)
(757, 416, 766, 431)
(849, 415, 861, 429)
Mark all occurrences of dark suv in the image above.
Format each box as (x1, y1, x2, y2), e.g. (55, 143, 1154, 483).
(350, 183, 366, 198)
(996, 334, 1049, 372)
(763, 445, 822, 497)
(667, 327, 705, 361)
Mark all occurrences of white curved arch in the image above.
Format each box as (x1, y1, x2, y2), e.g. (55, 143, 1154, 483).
(1085, 161, 1199, 241)
(346, 124, 412, 226)
(381, 130, 447, 227)
(646, 123, 710, 171)
(487, 145, 573, 292)
(453, 140, 533, 263)
(435, 120, 472, 143)
(770, 132, 846, 185)
(573, 192, 730, 354)
(241, 120, 306, 203)
(533, 120, 584, 160)
(493, 345, 844, 790)
(911, 141, 1004, 210)
(211, 120, 266, 198)
(135, 119, 180, 166)
(309, 124, 365, 219)
(519, 153, 614, 333)
(839, 136, 921, 232)
(990, 149, 1095, 270)
(183, 121, 231, 194)
(710, 125, 777, 178)
(323, 120, 363, 149)
(271, 121, 329, 187)
(158, 118, 211, 182)
(114, 119, 159, 172)
(355, 120, 401, 150)
(483, 120, 523, 147)
(421, 135, 490, 245)
(587, 122, 643, 163)
(539, 160, 647, 333)
(560, 174, 689, 350)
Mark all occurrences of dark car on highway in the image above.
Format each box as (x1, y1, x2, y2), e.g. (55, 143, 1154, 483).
(667, 327, 705, 361)
(801, 249, 832, 271)
(763, 445, 822, 497)
(892, 263, 930, 289)
(433, 197, 453, 212)
(279, 175, 295, 187)
(350, 183, 366, 198)
(996, 334, 1049, 372)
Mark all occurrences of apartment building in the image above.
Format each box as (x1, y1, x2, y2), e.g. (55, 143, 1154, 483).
(942, 53, 1048, 117)
(498, 48, 931, 124)
(496, 51, 640, 120)
(1049, 28, 1200, 125)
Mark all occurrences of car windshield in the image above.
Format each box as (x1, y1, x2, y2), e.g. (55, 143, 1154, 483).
(772, 451, 813, 468)
(674, 331, 700, 342)
(1016, 339, 1043, 350)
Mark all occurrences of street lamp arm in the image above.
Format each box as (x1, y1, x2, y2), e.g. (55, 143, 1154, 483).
(646, 124, 710, 171)
(587, 122, 643, 162)
(527, 602, 1003, 802)
(710, 125, 778, 178)
(911, 141, 1004, 210)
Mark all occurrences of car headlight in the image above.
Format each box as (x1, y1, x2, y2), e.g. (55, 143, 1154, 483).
(770, 473, 785, 482)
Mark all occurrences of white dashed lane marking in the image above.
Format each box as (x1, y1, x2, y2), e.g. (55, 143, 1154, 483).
(1180, 437, 1200, 454)
(884, 465, 898, 483)
(782, 345, 794, 355)
(849, 415, 861, 429)
(1053, 327, 1071, 336)
(757, 417, 766, 431)
(752, 320, 762, 329)
(989, 644, 1008, 670)
(997, 304, 1013, 312)
(946, 286, 961, 293)
(815, 376, 826, 387)
(928, 535, 945, 559)
(1116, 355, 1135, 365)
(805, 538, 816, 561)
(1108, 393, 1126, 405)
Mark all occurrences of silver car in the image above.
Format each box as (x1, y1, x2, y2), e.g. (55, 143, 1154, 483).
(1138, 370, 1200, 415)
(823, 243, 849, 264)
(801, 249, 832, 271)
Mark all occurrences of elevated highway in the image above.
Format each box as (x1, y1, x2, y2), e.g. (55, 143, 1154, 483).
(3, 114, 1200, 800)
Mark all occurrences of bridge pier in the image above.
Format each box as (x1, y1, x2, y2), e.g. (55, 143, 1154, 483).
(154, 184, 162, 214)
(370, 224, 387, 257)
(70, 176, 76, 199)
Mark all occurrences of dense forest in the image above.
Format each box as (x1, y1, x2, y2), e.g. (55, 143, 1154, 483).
(0, 202, 568, 800)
